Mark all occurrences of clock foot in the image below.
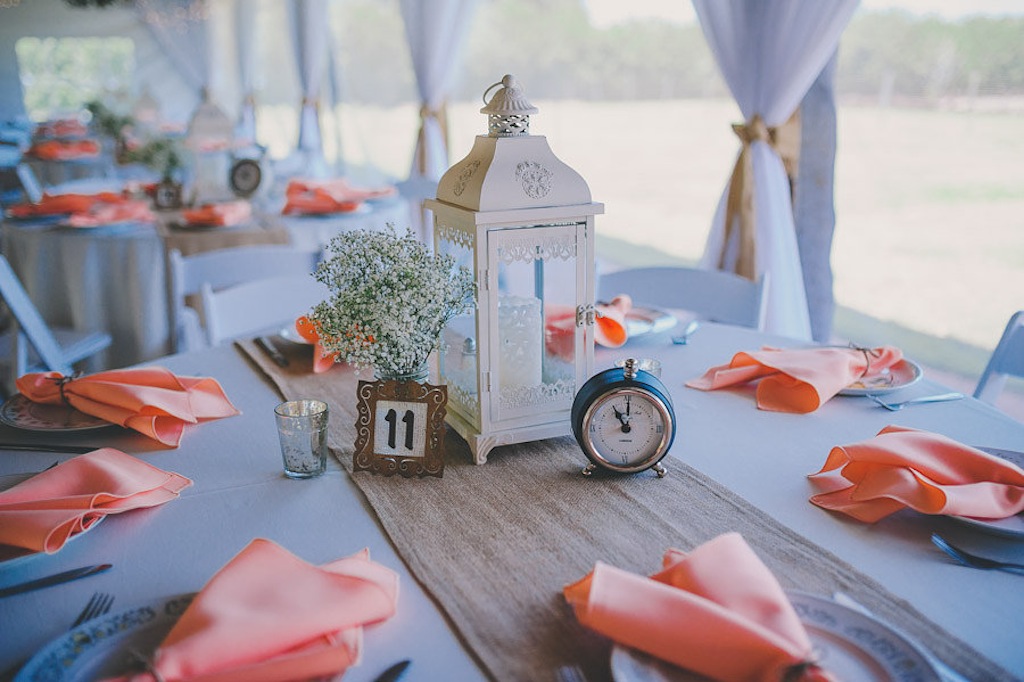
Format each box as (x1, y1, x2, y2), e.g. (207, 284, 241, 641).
(653, 463, 668, 478)
(582, 463, 597, 477)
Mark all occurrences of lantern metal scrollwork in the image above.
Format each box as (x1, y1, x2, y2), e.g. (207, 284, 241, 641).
(426, 75, 604, 464)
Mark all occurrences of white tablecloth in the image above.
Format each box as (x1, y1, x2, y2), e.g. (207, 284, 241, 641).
(0, 324, 1021, 679)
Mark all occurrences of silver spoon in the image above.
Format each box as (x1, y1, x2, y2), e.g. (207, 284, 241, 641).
(671, 320, 700, 345)
(866, 392, 964, 411)
(931, 534, 1024, 575)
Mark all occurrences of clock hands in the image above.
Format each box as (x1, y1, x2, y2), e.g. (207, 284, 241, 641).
(611, 404, 631, 433)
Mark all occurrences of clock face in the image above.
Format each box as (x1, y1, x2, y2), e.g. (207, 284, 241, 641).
(581, 387, 671, 470)
(229, 159, 262, 196)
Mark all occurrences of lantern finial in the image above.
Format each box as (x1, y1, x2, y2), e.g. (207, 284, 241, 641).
(480, 74, 538, 138)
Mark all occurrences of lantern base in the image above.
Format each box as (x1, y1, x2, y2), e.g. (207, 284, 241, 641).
(445, 408, 570, 465)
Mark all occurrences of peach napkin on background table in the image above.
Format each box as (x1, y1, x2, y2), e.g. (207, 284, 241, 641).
(108, 538, 399, 682)
(6, 191, 126, 219)
(16, 367, 240, 447)
(0, 448, 191, 553)
(564, 533, 833, 682)
(66, 198, 154, 227)
(182, 200, 252, 227)
(686, 345, 903, 413)
(26, 138, 101, 160)
(286, 177, 398, 203)
(809, 425, 1024, 523)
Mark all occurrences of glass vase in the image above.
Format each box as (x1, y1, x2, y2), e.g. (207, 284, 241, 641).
(374, 362, 429, 384)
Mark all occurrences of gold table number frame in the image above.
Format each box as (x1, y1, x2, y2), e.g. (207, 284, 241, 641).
(353, 378, 447, 478)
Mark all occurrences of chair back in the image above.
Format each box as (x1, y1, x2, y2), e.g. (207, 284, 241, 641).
(0, 254, 73, 375)
(974, 310, 1024, 405)
(597, 266, 769, 329)
(201, 274, 329, 346)
(167, 245, 322, 352)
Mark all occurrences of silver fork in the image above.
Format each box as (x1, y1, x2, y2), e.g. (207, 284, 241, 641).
(866, 392, 964, 411)
(70, 591, 115, 628)
(931, 534, 1024, 575)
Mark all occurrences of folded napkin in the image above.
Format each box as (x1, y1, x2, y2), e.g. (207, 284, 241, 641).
(686, 345, 903, 413)
(545, 295, 632, 361)
(27, 138, 101, 160)
(0, 448, 191, 553)
(109, 539, 399, 682)
(286, 177, 397, 203)
(182, 200, 252, 227)
(66, 198, 154, 227)
(35, 119, 88, 138)
(282, 179, 367, 215)
(809, 425, 1024, 523)
(564, 533, 833, 682)
(6, 191, 126, 218)
(16, 367, 240, 447)
(295, 315, 338, 374)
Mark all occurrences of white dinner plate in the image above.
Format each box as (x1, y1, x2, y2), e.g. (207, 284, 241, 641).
(625, 306, 677, 338)
(950, 447, 1024, 538)
(838, 358, 923, 396)
(0, 394, 111, 432)
(278, 325, 313, 346)
(610, 590, 940, 682)
(14, 592, 196, 681)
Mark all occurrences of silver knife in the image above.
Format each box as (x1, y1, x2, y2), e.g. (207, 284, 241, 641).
(255, 336, 289, 367)
(0, 564, 112, 599)
(372, 659, 411, 682)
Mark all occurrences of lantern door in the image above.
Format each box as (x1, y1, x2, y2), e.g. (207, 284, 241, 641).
(485, 221, 589, 426)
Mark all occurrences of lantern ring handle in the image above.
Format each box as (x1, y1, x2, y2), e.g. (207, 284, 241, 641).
(482, 81, 504, 106)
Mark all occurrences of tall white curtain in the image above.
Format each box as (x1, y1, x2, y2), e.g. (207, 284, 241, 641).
(234, 0, 257, 144)
(693, 0, 859, 340)
(136, 0, 210, 95)
(289, 0, 331, 165)
(399, 0, 479, 182)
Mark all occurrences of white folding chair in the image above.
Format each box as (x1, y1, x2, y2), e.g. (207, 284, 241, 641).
(597, 266, 769, 329)
(167, 245, 323, 352)
(974, 310, 1024, 405)
(0, 254, 111, 395)
(201, 274, 329, 347)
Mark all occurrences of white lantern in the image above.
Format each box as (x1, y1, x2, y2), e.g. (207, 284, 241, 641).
(426, 75, 604, 464)
(185, 91, 234, 204)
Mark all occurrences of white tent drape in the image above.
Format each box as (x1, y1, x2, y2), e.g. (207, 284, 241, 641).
(289, 0, 331, 167)
(136, 0, 210, 95)
(693, 0, 859, 340)
(399, 0, 479, 182)
(234, 0, 257, 143)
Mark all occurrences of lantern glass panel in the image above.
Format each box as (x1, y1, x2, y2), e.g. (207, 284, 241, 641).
(488, 222, 582, 424)
(437, 227, 481, 430)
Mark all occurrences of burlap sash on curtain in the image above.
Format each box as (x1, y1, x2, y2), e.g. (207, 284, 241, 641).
(237, 341, 1013, 682)
(720, 111, 801, 281)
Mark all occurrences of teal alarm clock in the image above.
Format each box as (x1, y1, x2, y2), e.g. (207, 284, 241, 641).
(570, 358, 676, 477)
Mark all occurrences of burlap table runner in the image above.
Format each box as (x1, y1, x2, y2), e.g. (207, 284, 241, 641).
(237, 341, 1012, 681)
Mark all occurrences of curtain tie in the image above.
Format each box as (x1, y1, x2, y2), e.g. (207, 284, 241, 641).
(415, 101, 450, 176)
(720, 111, 801, 281)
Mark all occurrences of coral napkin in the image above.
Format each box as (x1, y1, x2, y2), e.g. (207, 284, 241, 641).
(686, 345, 903, 413)
(27, 139, 101, 160)
(286, 177, 397, 203)
(16, 367, 240, 447)
(66, 199, 154, 227)
(809, 425, 1024, 523)
(0, 448, 191, 553)
(295, 315, 338, 374)
(6, 191, 126, 218)
(545, 295, 632, 361)
(182, 200, 252, 227)
(564, 533, 833, 682)
(109, 539, 399, 682)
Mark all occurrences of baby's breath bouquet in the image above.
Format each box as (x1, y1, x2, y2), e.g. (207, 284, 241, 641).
(310, 226, 476, 379)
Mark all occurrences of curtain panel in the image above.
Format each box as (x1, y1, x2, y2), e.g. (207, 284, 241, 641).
(693, 0, 859, 340)
(289, 0, 331, 160)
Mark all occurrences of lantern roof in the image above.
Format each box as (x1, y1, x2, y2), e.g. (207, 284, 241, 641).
(435, 74, 594, 213)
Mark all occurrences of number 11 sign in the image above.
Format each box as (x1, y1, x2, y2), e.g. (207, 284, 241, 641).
(353, 377, 447, 477)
